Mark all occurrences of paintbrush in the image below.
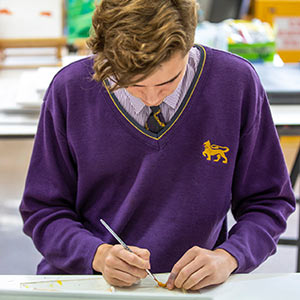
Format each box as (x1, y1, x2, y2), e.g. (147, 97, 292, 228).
(100, 219, 166, 287)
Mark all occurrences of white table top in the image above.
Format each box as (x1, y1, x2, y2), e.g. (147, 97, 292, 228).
(270, 105, 300, 126)
(0, 273, 298, 300)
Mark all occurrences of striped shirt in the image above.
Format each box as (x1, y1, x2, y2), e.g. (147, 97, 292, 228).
(110, 46, 200, 127)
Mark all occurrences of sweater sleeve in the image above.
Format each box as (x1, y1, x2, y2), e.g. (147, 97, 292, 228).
(19, 80, 103, 274)
(217, 90, 296, 273)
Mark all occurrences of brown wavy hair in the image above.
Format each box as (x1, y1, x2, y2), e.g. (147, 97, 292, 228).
(87, 0, 198, 91)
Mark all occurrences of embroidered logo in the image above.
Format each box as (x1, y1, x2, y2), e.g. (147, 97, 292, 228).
(202, 140, 229, 164)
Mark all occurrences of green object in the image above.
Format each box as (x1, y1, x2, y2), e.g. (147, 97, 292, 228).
(228, 42, 276, 62)
(67, 0, 98, 43)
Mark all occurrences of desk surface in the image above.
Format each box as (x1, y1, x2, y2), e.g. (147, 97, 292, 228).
(253, 64, 300, 93)
(0, 273, 298, 300)
(253, 63, 300, 105)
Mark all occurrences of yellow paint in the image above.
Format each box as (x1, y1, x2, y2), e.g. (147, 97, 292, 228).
(56, 280, 63, 286)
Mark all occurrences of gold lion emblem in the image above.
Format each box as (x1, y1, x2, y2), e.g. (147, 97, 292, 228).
(202, 140, 229, 164)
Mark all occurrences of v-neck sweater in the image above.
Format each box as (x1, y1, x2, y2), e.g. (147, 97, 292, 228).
(20, 45, 295, 275)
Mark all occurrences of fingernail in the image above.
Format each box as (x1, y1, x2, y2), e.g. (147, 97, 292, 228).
(167, 273, 176, 282)
(166, 273, 176, 289)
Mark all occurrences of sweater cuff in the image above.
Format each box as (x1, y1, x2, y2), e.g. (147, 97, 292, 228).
(78, 235, 104, 275)
(215, 240, 245, 273)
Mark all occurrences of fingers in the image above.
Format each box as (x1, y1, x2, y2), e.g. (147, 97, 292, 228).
(104, 268, 140, 287)
(115, 246, 150, 270)
(174, 256, 208, 290)
(181, 266, 210, 290)
(167, 246, 201, 289)
(167, 247, 235, 291)
(106, 253, 148, 279)
(130, 246, 151, 261)
(190, 275, 215, 290)
(97, 244, 151, 287)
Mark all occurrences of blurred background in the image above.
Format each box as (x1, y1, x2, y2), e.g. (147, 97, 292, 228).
(0, 0, 299, 274)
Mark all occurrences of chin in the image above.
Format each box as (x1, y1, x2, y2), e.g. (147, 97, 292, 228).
(143, 99, 165, 107)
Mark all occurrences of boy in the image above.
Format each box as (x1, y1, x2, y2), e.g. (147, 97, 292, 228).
(20, 0, 295, 290)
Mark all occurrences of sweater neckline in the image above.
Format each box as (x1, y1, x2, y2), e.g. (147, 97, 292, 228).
(103, 44, 207, 141)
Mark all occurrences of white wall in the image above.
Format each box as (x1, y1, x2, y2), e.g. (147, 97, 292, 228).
(0, 0, 63, 39)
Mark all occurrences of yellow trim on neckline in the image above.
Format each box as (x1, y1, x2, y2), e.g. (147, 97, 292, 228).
(103, 44, 207, 141)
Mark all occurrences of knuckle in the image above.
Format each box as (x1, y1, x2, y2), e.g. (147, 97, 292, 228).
(114, 244, 123, 252)
(184, 275, 197, 289)
(208, 260, 218, 273)
(192, 246, 200, 252)
(195, 255, 203, 265)
(180, 269, 189, 278)
(173, 263, 181, 274)
(190, 274, 198, 285)
(127, 254, 136, 264)
(110, 245, 117, 252)
(144, 249, 151, 258)
(105, 255, 115, 267)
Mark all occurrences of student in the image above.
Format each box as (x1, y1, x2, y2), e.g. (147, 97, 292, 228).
(20, 0, 295, 291)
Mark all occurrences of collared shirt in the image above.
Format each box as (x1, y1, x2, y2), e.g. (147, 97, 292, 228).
(110, 46, 201, 126)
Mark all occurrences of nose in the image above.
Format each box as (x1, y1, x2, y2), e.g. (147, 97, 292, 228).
(143, 87, 160, 103)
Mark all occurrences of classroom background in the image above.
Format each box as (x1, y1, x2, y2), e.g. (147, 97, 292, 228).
(0, 0, 299, 275)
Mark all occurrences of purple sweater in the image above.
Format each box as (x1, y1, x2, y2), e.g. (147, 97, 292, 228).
(20, 45, 295, 275)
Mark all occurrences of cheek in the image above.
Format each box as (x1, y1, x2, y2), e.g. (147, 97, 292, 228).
(161, 84, 177, 97)
(126, 87, 141, 98)
(159, 88, 171, 97)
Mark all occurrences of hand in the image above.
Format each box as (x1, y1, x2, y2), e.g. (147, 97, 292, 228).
(166, 247, 238, 291)
(92, 243, 151, 287)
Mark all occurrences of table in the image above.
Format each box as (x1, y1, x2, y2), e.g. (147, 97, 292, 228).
(253, 63, 300, 105)
(0, 273, 299, 300)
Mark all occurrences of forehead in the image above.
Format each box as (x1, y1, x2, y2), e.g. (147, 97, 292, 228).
(133, 51, 188, 86)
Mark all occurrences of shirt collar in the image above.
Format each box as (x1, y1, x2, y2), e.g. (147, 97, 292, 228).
(125, 90, 145, 114)
(163, 78, 183, 109)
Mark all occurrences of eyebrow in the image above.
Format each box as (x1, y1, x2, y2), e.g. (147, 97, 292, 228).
(133, 69, 183, 87)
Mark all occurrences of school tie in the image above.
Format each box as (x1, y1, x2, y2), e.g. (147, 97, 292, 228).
(145, 106, 166, 133)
